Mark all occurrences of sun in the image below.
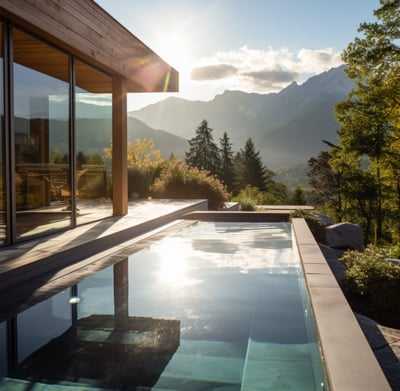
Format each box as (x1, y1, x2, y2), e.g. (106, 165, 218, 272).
(155, 237, 200, 288)
(154, 31, 191, 72)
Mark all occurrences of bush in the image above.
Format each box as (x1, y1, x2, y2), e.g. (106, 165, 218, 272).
(340, 246, 400, 312)
(234, 185, 265, 205)
(289, 210, 327, 243)
(128, 164, 163, 198)
(150, 160, 229, 210)
(240, 199, 256, 211)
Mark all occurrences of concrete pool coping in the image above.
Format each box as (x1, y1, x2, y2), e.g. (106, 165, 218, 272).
(292, 218, 391, 391)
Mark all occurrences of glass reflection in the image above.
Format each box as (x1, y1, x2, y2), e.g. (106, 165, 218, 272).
(13, 28, 71, 238)
(75, 60, 112, 225)
(0, 321, 6, 376)
(0, 263, 180, 390)
(0, 23, 5, 244)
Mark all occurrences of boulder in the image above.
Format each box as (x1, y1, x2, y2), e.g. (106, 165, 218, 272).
(324, 222, 364, 251)
(309, 212, 334, 226)
(319, 243, 347, 282)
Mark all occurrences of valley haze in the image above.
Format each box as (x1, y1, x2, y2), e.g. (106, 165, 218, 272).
(129, 65, 353, 170)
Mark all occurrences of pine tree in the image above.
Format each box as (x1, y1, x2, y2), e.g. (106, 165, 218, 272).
(219, 132, 235, 191)
(185, 119, 220, 175)
(290, 186, 307, 205)
(234, 138, 273, 193)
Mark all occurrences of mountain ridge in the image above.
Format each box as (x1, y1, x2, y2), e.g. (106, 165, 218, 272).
(129, 65, 354, 169)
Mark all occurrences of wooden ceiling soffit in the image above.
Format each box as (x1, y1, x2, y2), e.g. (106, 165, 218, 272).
(0, 0, 179, 93)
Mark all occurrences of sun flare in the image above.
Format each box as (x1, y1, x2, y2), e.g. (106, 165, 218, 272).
(155, 31, 191, 71)
(155, 237, 200, 288)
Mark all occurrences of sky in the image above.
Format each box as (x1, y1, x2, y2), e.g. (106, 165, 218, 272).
(95, 0, 381, 111)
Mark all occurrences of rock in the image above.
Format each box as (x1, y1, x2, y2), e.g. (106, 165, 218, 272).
(319, 243, 347, 282)
(309, 212, 334, 226)
(324, 222, 364, 251)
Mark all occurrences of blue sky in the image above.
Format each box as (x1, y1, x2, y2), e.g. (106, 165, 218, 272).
(96, 0, 380, 110)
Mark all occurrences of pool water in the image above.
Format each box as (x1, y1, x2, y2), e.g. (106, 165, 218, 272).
(0, 221, 328, 390)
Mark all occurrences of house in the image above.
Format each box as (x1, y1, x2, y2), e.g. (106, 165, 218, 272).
(0, 0, 178, 245)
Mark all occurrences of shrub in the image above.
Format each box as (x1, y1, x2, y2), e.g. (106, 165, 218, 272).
(150, 160, 229, 210)
(340, 246, 400, 312)
(234, 185, 265, 205)
(240, 199, 256, 211)
(128, 164, 163, 198)
(289, 210, 327, 243)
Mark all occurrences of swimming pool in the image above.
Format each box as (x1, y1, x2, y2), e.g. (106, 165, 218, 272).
(0, 221, 328, 390)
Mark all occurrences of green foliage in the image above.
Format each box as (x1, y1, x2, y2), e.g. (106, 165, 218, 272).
(150, 160, 229, 210)
(263, 181, 289, 205)
(234, 138, 273, 193)
(340, 246, 400, 312)
(235, 185, 266, 205)
(289, 185, 307, 205)
(78, 172, 109, 199)
(239, 199, 256, 211)
(186, 119, 221, 175)
(307, 1, 400, 245)
(387, 242, 400, 259)
(128, 165, 162, 198)
(289, 210, 327, 243)
(307, 151, 346, 222)
(219, 132, 235, 192)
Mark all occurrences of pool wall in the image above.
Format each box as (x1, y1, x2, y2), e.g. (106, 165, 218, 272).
(292, 218, 391, 391)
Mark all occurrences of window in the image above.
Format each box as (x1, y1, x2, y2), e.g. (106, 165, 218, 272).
(75, 60, 112, 225)
(0, 23, 5, 244)
(13, 28, 71, 238)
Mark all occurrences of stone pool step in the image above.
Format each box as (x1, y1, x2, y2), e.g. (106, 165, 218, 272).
(153, 339, 245, 389)
(241, 339, 318, 391)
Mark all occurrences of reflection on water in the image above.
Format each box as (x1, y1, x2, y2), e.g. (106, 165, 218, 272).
(0, 222, 328, 390)
(16, 315, 180, 389)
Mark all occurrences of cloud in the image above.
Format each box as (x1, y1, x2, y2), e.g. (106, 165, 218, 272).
(242, 69, 299, 89)
(189, 46, 343, 94)
(297, 48, 342, 72)
(191, 64, 238, 80)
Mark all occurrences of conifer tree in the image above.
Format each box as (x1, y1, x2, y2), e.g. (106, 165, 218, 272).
(185, 119, 220, 175)
(234, 138, 273, 192)
(219, 132, 235, 191)
(290, 186, 307, 205)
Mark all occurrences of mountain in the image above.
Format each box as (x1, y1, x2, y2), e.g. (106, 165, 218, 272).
(49, 116, 188, 160)
(126, 117, 187, 159)
(129, 65, 354, 169)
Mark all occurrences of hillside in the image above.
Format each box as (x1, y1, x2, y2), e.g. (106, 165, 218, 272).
(129, 65, 354, 169)
(50, 116, 188, 160)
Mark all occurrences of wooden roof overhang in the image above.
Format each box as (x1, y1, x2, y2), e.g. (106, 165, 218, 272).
(0, 0, 179, 94)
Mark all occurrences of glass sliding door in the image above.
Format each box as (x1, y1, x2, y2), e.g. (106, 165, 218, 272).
(75, 60, 112, 225)
(13, 28, 71, 239)
(0, 23, 6, 244)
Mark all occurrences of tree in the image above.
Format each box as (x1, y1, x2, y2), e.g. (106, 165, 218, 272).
(333, 0, 400, 243)
(219, 132, 235, 191)
(307, 151, 346, 222)
(233, 138, 273, 193)
(186, 119, 221, 175)
(290, 186, 307, 205)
